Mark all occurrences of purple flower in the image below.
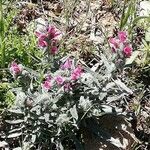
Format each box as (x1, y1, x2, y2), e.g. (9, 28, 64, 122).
(35, 25, 61, 53)
(123, 45, 132, 57)
(55, 76, 64, 85)
(10, 61, 23, 76)
(118, 31, 127, 43)
(61, 58, 72, 70)
(50, 40, 58, 55)
(71, 66, 83, 80)
(42, 79, 52, 91)
(109, 37, 120, 52)
(37, 33, 48, 47)
(47, 26, 61, 40)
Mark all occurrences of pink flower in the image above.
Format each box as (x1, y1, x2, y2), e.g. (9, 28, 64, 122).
(47, 26, 61, 40)
(50, 40, 58, 54)
(123, 45, 132, 57)
(71, 66, 83, 80)
(55, 76, 64, 85)
(42, 80, 52, 91)
(61, 58, 72, 70)
(35, 32, 48, 47)
(35, 25, 61, 49)
(63, 83, 72, 92)
(109, 37, 120, 52)
(10, 62, 22, 76)
(118, 31, 127, 43)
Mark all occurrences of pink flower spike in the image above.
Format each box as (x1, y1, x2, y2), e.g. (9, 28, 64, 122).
(42, 80, 52, 91)
(61, 58, 72, 70)
(10, 62, 22, 76)
(47, 26, 61, 40)
(71, 66, 83, 80)
(109, 37, 120, 52)
(38, 34, 48, 47)
(118, 31, 127, 43)
(55, 76, 64, 85)
(123, 45, 132, 57)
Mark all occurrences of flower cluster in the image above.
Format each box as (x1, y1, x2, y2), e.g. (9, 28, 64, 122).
(35, 25, 61, 55)
(109, 31, 132, 57)
(9, 61, 23, 77)
(42, 58, 83, 92)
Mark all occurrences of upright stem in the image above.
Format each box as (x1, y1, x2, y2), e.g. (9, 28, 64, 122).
(119, 0, 127, 30)
(47, 39, 54, 70)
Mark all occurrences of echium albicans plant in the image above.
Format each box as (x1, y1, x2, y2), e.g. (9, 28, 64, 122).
(1, 22, 139, 150)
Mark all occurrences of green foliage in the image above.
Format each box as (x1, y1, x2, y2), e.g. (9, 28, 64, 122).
(0, 82, 15, 108)
(0, 1, 39, 68)
(1, 51, 138, 149)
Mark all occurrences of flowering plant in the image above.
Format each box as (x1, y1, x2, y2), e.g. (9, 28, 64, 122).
(109, 31, 132, 57)
(2, 26, 138, 149)
(35, 25, 61, 55)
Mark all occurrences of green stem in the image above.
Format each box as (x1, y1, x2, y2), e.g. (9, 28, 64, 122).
(119, 0, 127, 30)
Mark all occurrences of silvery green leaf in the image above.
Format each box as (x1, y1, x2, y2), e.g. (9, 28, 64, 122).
(38, 116, 45, 120)
(56, 141, 64, 150)
(81, 73, 93, 85)
(22, 142, 31, 150)
(91, 63, 100, 72)
(101, 53, 115, 74)
(105, 82, 115, 90)
(7, 132, 22, 138)
(101, 105, 122, 114)
(145, 27, 150, 41)
(125, 51, 140, 65)
(24, 67, 40, 78)
(79, 96, 92, 111)
(56, 114, 70, 126)
(44, 113, 50, 122)
(93, 109, 102, 116)
(52, 104, 58, 109)
(70, 105, 78, 120)
(31, 134, 36, 143)
(5, 119, 24, 124)
(56, 127, 61, 136)
(8, 126, 24, 133)
(34, 94, 51, 105)
(106, 94, 126, 103)
(140, 1, 150, 16)
(80, 60, 102, 84)
(99, 92, 107, 101)
(13, 147, 22, 150)
(35, 18, 48, 33)
(101, 105, 113, 113)
(114, 79, 133, 94)
(0, 141, 8, 148)
(15, 91, 26, 107)
(8, 109, 24, 114)
(91, 87, 99, 95)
